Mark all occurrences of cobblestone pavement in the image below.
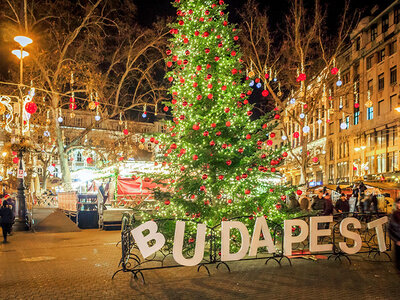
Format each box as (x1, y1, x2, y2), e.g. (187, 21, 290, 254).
(0, 229, 399, 300)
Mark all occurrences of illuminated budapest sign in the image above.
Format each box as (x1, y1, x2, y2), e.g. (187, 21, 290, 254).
(131, 216, 388, 267)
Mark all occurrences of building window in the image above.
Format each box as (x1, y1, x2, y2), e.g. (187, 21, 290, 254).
(355, 37, 361, 51)
(388, 151, 399, 172)
(345, 116, 350, 128)
(388, 127, 398, 146)
(382, 15, 389, 33)
(329, 122, 334, 135)
(329, 144, 334, 161)
(367, 156, 374, 174)
(390, 66, 397, 85)
(75, 118, 83, 127)
(343, 72, 350, 85)
(76, 152, 82, 162)
(367, 106, 374, 120)
(371, 24, 378, 41)
(377, 154, 387, 173)
(390, 94, 397, 111)
(378, 100, 384, 116)
(366, 55, 373, 70)
(378, 73, 385, 90)
(389, 41, 397, 56)
(354, 111, 360, 125)
(367, 79, 373, 94)
(378, 49, 385, 63)
(329, 164, 335, 181)
(395, 6, 400, 24)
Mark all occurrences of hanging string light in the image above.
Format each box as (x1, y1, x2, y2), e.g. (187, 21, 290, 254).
(336, 69, 342, 87)
(365, 90, 373, 108)
(57, 107, 63, 123)
(142, 104, 147, 118)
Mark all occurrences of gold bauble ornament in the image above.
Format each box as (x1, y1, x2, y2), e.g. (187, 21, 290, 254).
(0, 103, 5, 115)
(365, 100, 373, 108)
(277, 91, 282, 97)
(248, 70, 255, 78)
(88, 101, 96, 110)
(139, 144, 144, 150)
(70, 112, 75, 118)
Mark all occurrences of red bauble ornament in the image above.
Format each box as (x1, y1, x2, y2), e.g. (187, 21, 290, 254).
(25, 102, 38, 114)
(354, 103, 360, 108)
(203, 131, 209, 136)
(193, 124, 200, 130)
(296, 190, 303, 196)
(12, 157, 19, 164)
(282, 152, 288, 157)
(210, 140, 215, 146)
(123, 129, 129, 135)
(163, 106, 169, 112)
(226, 160, 232, 166)
(331, 67, 339, 75)
(293, 132, 300, 139)
(262, 90, 269, 97)
(218, 175, 224, 180)
(353, 166, 357, 171)
(202, 174, 208, 180)
(180, 166, 185, 171)
(245, 189, 251, 195)
(140, 138, 145, 143)
(296, 73, 306, 82)
(224, 107, 230, 113)
(238, 148, 244, 153)
(86, 157, 93, 164)
(246, 134, 251, 139)
(164, 200, 171, 205)
(312, 157, 319, 163)
(226, 121, 231, 127)
(211, 123, 216, 128)
(281, 195, 287, 201)
(274, 114, 280, 120)
(227, 199, 233, 204)
(270, 132, 276, 138)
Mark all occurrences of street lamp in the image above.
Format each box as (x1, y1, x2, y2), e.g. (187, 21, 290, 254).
(395, 106, 400, 113)
(11, 35, 33, 230)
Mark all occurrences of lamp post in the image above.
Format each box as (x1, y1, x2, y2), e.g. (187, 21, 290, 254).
(11, 35, 32, 230)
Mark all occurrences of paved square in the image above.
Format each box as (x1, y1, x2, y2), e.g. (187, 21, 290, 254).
(0, 229, 399, 299)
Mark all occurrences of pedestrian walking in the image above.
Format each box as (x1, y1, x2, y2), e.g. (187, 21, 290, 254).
(388, 198, 400, 272)
(311, 190, 325, 212)
(335, 193, 350, 213)
(0, 200, 14, 243)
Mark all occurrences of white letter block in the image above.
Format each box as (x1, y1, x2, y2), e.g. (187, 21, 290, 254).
(131, 221, 166, 259)
(221, 221, 250, 261)
(283, 219, 309, 256)
(249, 217, 276, 256)
(309, 216, 333, 252)
(367, 216, 389, 252)
(339, 217, 362, 255)
(173, 221, 206, 266)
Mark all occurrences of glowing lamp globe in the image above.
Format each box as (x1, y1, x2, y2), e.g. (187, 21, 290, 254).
(58, 117, 63, 123)
(43, 130, 50, 137)
(273, 77, 277, 82)
(299, 113, 305, 119)
(317, 119, 322, 124)
(249, 80, 255, 87)
(142, 113, 147, 118)
(256, 82, 262, 89)
(11, 49, 29, 59)
(14, 36, 33, 47)
(302, 126, 310, 133)
(336, 80, 343, 87)
(281, 135, 287, 140)
(95, 115, 101, 121)
(25, 101, 37, 114)
(290, 98, 296, 104)
(340, 122, 347, 130)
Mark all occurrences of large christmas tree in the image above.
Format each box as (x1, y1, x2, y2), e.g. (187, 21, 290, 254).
(144, 0, 296, 229)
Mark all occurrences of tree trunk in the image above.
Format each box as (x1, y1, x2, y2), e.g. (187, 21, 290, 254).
(299, 135, 308, 187)
(54, 114, 72, 191)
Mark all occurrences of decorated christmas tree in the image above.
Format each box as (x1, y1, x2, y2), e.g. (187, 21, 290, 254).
(143, 0, 297, 230)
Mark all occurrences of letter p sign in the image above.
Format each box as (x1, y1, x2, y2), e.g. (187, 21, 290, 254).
(131, 221, 166, 259)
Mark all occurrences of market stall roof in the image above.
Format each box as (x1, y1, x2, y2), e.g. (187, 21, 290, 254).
(308, 184, 351, 191)
(363, 181, 400, 190)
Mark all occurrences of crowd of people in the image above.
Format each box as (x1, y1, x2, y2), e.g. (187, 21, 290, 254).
(0, 194, 15, 243)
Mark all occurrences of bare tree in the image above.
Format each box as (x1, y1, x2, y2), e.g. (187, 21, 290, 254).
(239, 0, 357, 186)
(1, 0, 169, 190)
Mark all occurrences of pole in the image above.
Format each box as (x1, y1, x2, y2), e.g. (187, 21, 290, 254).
(19, 47, 24, 136)
(17, 149, 26, 229)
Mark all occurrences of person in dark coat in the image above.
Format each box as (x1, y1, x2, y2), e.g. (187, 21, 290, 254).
(336, 185, 342, 195)
(352, 184, 359, 212)
(0, 200, 14, 243)
(335, 193, 350, 213)
(359, 182, 367, 198)
(388, 198, 400, 272)
(311, 190, 325, 212)
(322, 193, 334, 216)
